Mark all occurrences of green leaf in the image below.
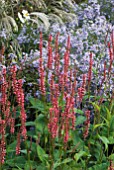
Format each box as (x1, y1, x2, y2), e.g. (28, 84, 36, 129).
(92, 68, 98, 74)
(6, 156, 26, 168)
(53, 149, 60, 161)
(110, 115, 114, 133)
(74, 151, 87, 162)
(108, 136, 114, 144)
(93, 123, 104, 130)
(109, 154, 114, 160)
(36, 164, 48, 170)
(71, 131, 84, 148)
(24, 161, 39, 170)
(15, 166, 23, 170)
(105, 107, 111, 121)
(29, 97, 48, 113)
(110, 101, 114, 114)
(88, 163, 108, 170)
(74, 108, 84, 115)
(61, 165, 71, 170)
(26, 141, 37, 154)
(25, 121, 35, 126)
(20, 150, 27, 154)
(7, 140, 17, 153)
(27, 130, 36, 137)
(16, 110, 20, 118)
(101, 115, 109, 127)
(91, 102, 100, 112)
(83, 95, 95, 100)
(62, 158, 73, 164)
(15, 121, 35, 127)
(35, 114, 47, 134)
(54, 158, 73, 169)
(76, 116, 86, 126)
(37, 145, 48, 163)
(98, 135, 109, 151)
(53, 161, 62, 169)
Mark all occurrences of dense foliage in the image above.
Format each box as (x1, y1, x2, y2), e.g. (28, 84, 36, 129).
(0, 0, 114, 169)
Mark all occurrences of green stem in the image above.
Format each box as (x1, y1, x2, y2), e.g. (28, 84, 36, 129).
(49, 134, 54, 170)
(25, 141, 32, 170)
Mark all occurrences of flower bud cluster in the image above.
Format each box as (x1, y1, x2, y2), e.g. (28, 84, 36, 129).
(0, 64, 27, 164)
(83, 110, 90, 139)
(10, 66, 27, 140)
(47, 35, 76, 143)
(39, 32, 46, 96)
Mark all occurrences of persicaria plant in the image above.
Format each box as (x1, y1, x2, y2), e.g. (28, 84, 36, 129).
(0, 29, 113, 170)
(0, 65, 27, 165)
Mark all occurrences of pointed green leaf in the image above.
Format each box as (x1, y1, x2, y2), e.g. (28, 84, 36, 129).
(93, 123, 104, 130)
(110, 115, 114, 132)
(105, 107, 111, 121)
(74, 108, 84, 115)
(98, 135, 109, 151)
(35, 114, 47, 134)
(88, 163, 108, 170)
(37, 145, 48, 163)
(91, 102, 100, 112)
(76, 116, 86, 126)
(74, 151, 87, 162)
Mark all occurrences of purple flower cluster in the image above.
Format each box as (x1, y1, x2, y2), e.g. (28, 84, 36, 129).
(1, 0, 113, 101)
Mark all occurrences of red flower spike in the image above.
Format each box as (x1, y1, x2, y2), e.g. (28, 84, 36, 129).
(10, 118, 15, 134)
(108, 30, 114, 75)
(82, 74, 86, 88)
(0, 120, 6, 165)
(47, 34, 53, 69)
(16, 133, 21, 155)
(54, 33, 60, 75)
(39, 31, 43, 58)
(88, 52, 93, 86)
(83, 110, 90, 139)
(67, 35, 71, 51)
(77, 87, 85, 102)
(38, 33, 46, 96)
(48, 108, 59, 139)
(108, 160, 114, 170)
(103, 61, 106, 81)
